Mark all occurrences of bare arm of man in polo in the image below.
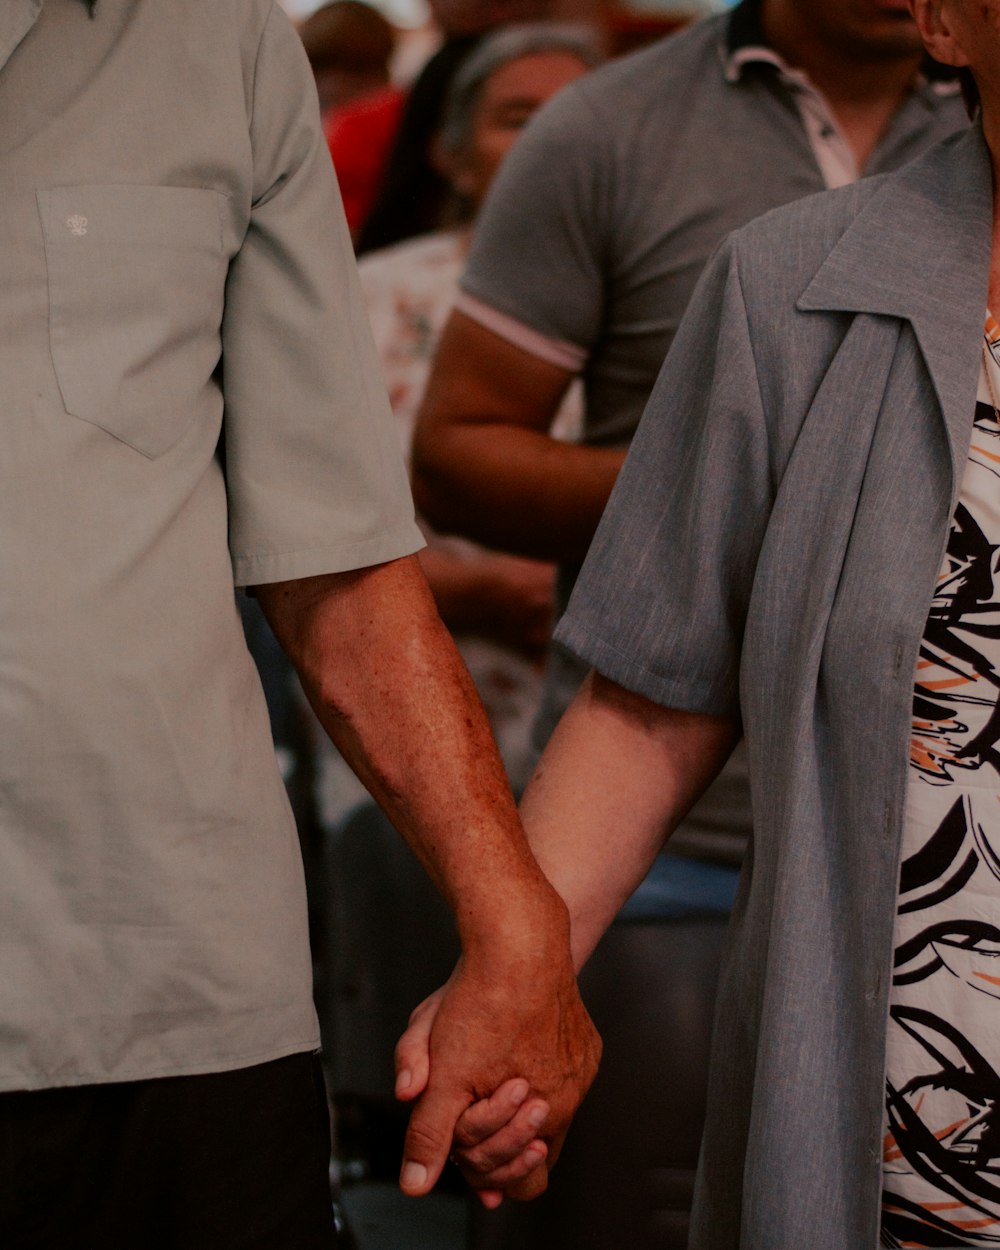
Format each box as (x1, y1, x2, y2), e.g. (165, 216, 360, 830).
(256, 558, 601, 1201)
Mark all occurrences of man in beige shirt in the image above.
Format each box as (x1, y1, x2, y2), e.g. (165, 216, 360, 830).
(0, 2, 597, 1244)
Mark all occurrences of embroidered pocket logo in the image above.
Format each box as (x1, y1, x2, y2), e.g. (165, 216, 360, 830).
(66, 215, 88, 237)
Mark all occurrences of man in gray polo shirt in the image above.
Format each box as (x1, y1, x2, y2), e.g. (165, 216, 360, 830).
(413, 0, 967, 866)
(0, 2, 598, 1244)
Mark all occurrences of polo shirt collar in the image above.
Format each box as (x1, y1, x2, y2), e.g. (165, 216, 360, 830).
(726, 0, 766, 59)
(721, 0, 787, 81)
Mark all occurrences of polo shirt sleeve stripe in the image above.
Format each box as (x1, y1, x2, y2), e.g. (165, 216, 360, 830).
(453, 291, 588, 373)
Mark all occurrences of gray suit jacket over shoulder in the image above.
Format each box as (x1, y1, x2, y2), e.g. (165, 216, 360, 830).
(557, 125, 994, 1249)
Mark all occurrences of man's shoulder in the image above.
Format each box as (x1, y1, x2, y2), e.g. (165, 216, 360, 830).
(139, 0, 272, 28)
(111, 0, 277, 70)
(554, 13, 728, 129)
(710, 176, 889, 326)
(139, 0, 277, 56)
(731, 177, 886, 263)
(735, 126, 971, 257)
(727, 148, 936, 292)
(176, 0, 274, 21)
(594, 12, 726, 85)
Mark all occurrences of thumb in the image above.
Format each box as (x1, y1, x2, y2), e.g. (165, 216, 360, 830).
(394, 992, 440, 1103)
(400, 1084, 470, 1196)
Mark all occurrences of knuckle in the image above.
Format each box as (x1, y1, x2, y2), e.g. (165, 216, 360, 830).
(457, 1156, 493, 1184)
(509, 1170, 548, 1202)
(505, 1152, 540, 1183)
(405, 1118, 449, 1157)
(452, 1121, 480, 1149)
(466, 1165, 513, 1190)
(463, 1148, 495, 1176)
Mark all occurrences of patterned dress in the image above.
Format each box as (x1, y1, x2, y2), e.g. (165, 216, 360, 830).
(882, 316, 1000, 1247)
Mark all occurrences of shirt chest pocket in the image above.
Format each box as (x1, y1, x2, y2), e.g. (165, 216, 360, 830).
(37, 185, 228, 459)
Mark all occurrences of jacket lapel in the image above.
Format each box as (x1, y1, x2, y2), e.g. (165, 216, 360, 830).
(797, 124, 993, 487)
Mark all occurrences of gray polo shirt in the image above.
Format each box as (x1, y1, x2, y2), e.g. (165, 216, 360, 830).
(1, 0, 422, 1091)
(457, 3, 967, 861)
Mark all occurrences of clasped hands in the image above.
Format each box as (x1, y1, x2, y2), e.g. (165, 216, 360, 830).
(392, 949, 601, 1207)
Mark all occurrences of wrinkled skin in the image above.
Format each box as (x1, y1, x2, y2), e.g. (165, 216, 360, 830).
(395, 953, 601, 1204)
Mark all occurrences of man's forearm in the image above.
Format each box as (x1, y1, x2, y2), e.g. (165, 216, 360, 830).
(256, 556, 565, 952)
(520, 672, 740, 969)
(257, 555, 601, 1199)
(413, 425, 624, 564)
(411, 311, 624, 563)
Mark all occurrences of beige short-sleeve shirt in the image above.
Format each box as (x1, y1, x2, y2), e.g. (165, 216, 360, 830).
(0, 0, 422, 1091)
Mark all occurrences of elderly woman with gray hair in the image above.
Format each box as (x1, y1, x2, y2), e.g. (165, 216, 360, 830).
(352, 22, 600, 794)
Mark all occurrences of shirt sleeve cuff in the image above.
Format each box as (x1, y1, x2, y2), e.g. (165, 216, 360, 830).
(232, 521, 425, 588)
(454, 291, 588, 373)
(554, 614, 741, 720)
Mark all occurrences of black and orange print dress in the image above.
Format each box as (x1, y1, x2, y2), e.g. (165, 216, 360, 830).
(882, 316, 1000, 1247)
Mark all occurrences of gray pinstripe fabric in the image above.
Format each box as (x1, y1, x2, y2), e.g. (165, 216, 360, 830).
(558, 125, 994, 1250)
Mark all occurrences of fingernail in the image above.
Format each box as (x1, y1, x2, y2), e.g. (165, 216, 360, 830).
(527, 1105, 548, 1128)
(400, 1161, 427, 1192)
(396, 1069, 412, 1095)
(508, 1079, 529, 1106)
(524, 1147, 545, 1167)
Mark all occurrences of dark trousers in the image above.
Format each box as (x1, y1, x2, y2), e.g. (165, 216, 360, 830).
(0, 1052, 338, 1250)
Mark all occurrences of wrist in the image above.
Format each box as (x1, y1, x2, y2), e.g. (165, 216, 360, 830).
(456, 876, 573, 974)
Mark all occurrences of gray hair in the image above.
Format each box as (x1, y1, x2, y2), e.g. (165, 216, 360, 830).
(437, 22, 602, 158)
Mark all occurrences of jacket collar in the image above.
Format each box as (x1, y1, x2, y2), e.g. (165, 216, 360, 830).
(798, 124, 993, 475)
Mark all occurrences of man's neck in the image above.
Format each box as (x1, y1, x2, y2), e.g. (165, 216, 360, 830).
(758, 0, 923, 113)
(757, 0, 926, 169)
